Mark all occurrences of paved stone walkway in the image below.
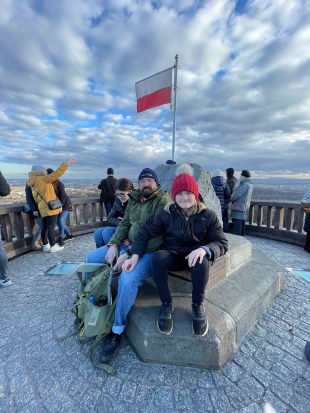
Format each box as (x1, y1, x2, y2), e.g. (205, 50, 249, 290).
(1, 234, 310, 413)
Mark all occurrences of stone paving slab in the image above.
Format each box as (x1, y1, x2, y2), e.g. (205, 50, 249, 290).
(1, 234, 310, 413)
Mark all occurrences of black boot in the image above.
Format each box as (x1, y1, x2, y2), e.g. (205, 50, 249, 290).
(58, 237, 64, 246)
(157, 302, 174, 334)
(192, 303, 209, 337)
(100, 332, 121, 363)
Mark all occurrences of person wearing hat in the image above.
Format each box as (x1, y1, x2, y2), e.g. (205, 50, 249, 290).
(46, 168, 73, 246)
(27, 158, 76, 253)
(229, 170, 253, 236)
(87, 167, 171, 364)
(122, 164, 228, 337)
(98, 168, 118, 217)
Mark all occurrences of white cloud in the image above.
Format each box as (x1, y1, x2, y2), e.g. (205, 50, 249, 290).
(0, 0, 310, 179)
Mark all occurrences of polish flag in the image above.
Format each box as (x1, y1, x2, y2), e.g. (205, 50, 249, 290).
(135, 68, 173, 113)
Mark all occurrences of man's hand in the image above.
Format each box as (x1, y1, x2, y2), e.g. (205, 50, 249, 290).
(105, 246, 119, 264)
(122, 254, 139, 273)
(33, 211, 39, 217)
(186, 248, 206, 267)
(113, 253, 127, 271)
(122, 239, 132, 247)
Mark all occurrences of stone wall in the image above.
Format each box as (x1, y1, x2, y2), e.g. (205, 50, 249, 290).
(155, 163, 222, 224)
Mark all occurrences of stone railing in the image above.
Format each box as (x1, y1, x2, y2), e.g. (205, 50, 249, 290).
(245, 199, 306, 246)
(0, 197, 108, 259)
(0, 198, 307, 259)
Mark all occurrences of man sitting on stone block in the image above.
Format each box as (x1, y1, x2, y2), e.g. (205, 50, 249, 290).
(122, 164, 228, 337)
(86, 167, 171, 363)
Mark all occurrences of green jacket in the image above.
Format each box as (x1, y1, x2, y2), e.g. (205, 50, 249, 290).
(109, 185, 171, 254)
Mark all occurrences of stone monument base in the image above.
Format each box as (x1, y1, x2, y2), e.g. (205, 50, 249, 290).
(125, 235, 285, 369)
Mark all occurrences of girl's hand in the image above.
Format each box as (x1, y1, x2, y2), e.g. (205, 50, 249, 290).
(186, 248, 206, 267)
(66, 158, 76, 164)
(122, 254, 139, 273)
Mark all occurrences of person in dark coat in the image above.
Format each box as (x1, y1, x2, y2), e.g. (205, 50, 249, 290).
(230, 170, 253, 236)
(0, 171, 11, 287)
(223, 168, 238, 232)
(93, 178, 134, 248)
(210, 169, 231, 220)
(47, 168, 73, 246)
(303, 210, 310, 253)
(98, 168, 117, 217)
(122, 164, 228, 337)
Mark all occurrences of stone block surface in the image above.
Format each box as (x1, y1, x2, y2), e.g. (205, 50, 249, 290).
(126, 282, 235, 369)
(127, 250, 285, 369)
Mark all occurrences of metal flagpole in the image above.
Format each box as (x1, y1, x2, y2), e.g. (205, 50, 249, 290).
(172, 54, 178, 162)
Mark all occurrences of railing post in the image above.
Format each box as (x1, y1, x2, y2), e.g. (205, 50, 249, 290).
(83, 204, 89, 224)
(257, 206, 263, 226)
(248, 205, 255, 225)
(91, 203, 97, 222)
(75, 205, 81, 225)
(1, 214, 13, 241)
(266, 206, 273, 228)
(297, 209, 305, 233)
(14, 212, 24, 239)
(274, 206, 284, 229)
(285, 208, 294, 231)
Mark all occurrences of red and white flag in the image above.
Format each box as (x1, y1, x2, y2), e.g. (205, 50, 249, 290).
(135, 68, 173, 113)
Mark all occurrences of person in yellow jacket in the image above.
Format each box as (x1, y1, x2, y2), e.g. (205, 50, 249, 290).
(27, 158, 76, 252)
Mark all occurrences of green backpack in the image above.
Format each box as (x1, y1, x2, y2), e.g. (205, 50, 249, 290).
(58, 264, 118, 375)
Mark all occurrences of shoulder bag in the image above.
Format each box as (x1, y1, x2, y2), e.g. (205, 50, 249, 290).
(33, 188, 62, 210)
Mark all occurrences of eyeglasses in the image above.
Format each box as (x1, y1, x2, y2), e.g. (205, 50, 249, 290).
(115, 192, 128, 198)
(139, 179, 155, 184)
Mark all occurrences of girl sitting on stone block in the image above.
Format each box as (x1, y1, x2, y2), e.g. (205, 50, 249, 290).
(122, 164, 228, 337)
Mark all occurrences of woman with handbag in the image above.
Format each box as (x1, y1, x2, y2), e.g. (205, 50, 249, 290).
(27, 158, 76, 252)
(46, 168, 74, 246)
(230, 170, 253, 236)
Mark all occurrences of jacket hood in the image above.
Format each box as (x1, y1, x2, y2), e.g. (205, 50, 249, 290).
(240, 177, 253, 185)
(226, 168, 234, 178)
(27, 172, 44, 186)
(164, 200, 206, 214)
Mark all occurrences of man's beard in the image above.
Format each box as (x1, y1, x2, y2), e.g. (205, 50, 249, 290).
(140, 186, 156, 198)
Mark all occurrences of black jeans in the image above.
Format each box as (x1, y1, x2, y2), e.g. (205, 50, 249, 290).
(41, 215, 58, 247)
(151, 250, 210, 305)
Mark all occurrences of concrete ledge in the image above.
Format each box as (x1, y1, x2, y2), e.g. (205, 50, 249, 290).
(126, 248, 285, 369)
(206, 249, 285, 344)
(126, 282, 236, 369)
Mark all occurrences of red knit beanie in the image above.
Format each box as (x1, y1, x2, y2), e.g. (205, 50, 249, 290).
(171, 164, 199, 200)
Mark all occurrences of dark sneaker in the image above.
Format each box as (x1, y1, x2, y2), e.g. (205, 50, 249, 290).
(192, 303, 209, 337)
(305, 342, 310, 363)
(100, 332, 121, 364)
(58, 237, 64, 246)
(157, 302, 174, 334)
(64, 234, 74, 241)
(0, 278, 12, 287)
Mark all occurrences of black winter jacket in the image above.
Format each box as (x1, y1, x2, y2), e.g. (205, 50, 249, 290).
(226, 176, 237, 196)
(107, 198, 128, 227)
(98, 176, 117, 203)
(211, 176, 231, 213)
(55, 180, 72, 211)
(130, 202, 228, 261)
(25, 183, 40, 217)
(0, 172, 10, 197)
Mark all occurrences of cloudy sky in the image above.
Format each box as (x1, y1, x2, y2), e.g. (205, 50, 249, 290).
(1, 0, 310, 180)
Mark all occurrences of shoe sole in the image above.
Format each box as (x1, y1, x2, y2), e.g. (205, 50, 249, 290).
(157, 319, 173, 335)
(157, 305, 174, 335)
(192, 319, 209, 337)
(49, 248, 64, 253)
(0, 281, 12, 287)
